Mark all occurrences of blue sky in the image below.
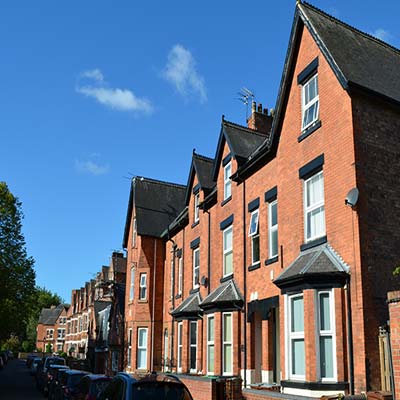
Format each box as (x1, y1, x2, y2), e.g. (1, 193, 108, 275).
(1, 0, 399, 302)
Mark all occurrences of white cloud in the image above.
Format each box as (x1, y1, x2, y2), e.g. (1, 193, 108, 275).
(80, 68, 104, 82)
(371, 28, 392, 42)
(75, 159, 110, 176)
(162, 44, 207, 103)
(76, 69, 153, 114)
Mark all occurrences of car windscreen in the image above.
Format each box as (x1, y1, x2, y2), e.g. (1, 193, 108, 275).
(90, 379, 111, 397)
(69, 374, 86, 388)
(131, 382, 193, 400)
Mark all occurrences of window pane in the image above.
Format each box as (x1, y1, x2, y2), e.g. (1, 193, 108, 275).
(139, 329, 147, 347)
(270, 229, 278, 257)
(249, 211, 259, 236)
(224, 344, 232, 373)
(208, 317, 214, 341)
(292, 339, 305, 376)
(320, 336, 334, 378)
(208, 345, 214, 372)
(291, 296, 304, 332)
(224, 252, 233, 275)
(271, 202, 277, 226)
(252, 235, 260, 263)
(190, 323, 197, 345)
(138, 349, 146, 369)
(307, 205, 325, 239)
(224, 227, 232, 250)
(319, 293, 331, 331)
(190, 347, 196, 370)
(224, 314, 232, 341)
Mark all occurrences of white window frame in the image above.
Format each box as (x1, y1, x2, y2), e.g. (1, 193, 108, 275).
(223, 161, 232, 200)
(193, 248, 200, 289)
(194, 191, 200, 223)
(316, 289, 337, 382)
(139, 273, 147, 300)
(127, 328, 132, 368)
(286, 293, 305, 381)
(189, 321, 198, 373)
(129, 266, 135, 301)
(177, 322, 183, 373)
(178, 257, 183, 295)
(304, 171, 325, 242)
(302, 73, 319, 130)
(222, 312, 233, 375)
(248, 210, 260, 265)
(170, 259, 174, 300)
(207, 315, 215, 375)
(137, 327, 148, 370)
(223, 226, 233, 276)
(268, 200, 278, 258)
(132, 218, 137, 247)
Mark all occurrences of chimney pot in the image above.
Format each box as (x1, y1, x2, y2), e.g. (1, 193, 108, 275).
(257, 103, 263, 113)
(263, 108, 268, 115)
(251, 101, 256, 113)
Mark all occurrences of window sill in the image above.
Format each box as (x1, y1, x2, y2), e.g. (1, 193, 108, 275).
(191, 221, 199, 229)
(220, 273, 233, 283)
(138, 299, 148, 303)
(248, 263, 261, 272)
(265, 256, 279, 266)
(300, 235, 327, 251)
(189, 287, 200, 294)
(298, 120, 322, 142)
(221, 196, 232, 207)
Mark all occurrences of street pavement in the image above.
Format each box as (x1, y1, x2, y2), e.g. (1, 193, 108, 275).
(0, 358, 43, 400)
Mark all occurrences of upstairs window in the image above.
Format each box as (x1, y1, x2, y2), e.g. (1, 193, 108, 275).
(178, 257, 183, 295)
(248, 210, 260, 265)
(139, 273, 147, 300)
(129, 266, 135, 301)
(194, 192, 200, 223)
(224, 161, 232, 200)
(193, 248, 200, 288)
(223, 226, 233, 276)
(132, 218, 137, 247)
(268, 200, 278, 258)
(304, 171, 325, 242)
(302, 74, 319, 130)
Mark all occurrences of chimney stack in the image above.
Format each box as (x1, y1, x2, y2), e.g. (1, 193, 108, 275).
(247, 101, 273, 135)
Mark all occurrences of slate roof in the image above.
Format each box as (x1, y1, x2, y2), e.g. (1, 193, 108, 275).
(184, 152, 215, 206)
(233, 1, 400, 181)
(212, 119, 268, 181)
(170, 292, 202, 318)
(200, 279, 244, 310)
(123, 177, 186, 247)
(38, 304, 67, 325)
(274, 243, 349, 288)
(299, 2, 400, 103)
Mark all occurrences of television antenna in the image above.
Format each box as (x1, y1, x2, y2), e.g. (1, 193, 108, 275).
(237, 87, 255, 120)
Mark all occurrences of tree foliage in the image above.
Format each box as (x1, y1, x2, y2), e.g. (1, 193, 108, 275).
(0, 182, 36, 342)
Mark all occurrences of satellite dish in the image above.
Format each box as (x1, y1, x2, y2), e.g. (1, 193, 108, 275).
(200, 276, 208, 287)
(345, 188, 359, 207)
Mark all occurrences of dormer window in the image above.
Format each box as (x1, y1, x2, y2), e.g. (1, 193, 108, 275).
(302, 74, 319, 130)
(194, 192, 200, 223)
(224, 161, 232, 200)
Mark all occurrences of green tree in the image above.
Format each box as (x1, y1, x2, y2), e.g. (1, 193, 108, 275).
(0, 182, 36, 343)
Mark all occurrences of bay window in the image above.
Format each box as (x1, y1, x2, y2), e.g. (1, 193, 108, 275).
(137, 328, 148, 369)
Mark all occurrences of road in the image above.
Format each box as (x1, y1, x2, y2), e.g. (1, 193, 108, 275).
(0, 358, 43, 400)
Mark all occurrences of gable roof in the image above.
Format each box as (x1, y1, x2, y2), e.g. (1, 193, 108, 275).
(122, 177, 186, 247)
(274, 243, 349, 292)
(38, 304, 66, 325)
(233, 1, 400, 181)
(212, 118, 268, 181)
(200, 279, 244, 311)
(170, 292, 202, 319)
(184, 152, 215, 206)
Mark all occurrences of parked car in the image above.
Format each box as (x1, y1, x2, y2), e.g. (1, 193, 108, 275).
(47, 365, 70, 399)
(98, 372, 194, 400)
(0, 352, 8, 365)
(36, 356, 66, 392)
(55, 369, 89, 400)
(73, 374, 111, 400)
(30, 356, 42, 376)
(0, 355, 4, 370)
(27, 354, 39, 368)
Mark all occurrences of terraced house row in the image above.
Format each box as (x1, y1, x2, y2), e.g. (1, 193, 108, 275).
(36, 2, 400, 399)
(122, 2, 400, 399)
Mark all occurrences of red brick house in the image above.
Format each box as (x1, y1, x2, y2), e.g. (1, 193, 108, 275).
(36, 304, 69, 353)
(122, 177, 186, 373)
(152, 2, 400, 398)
